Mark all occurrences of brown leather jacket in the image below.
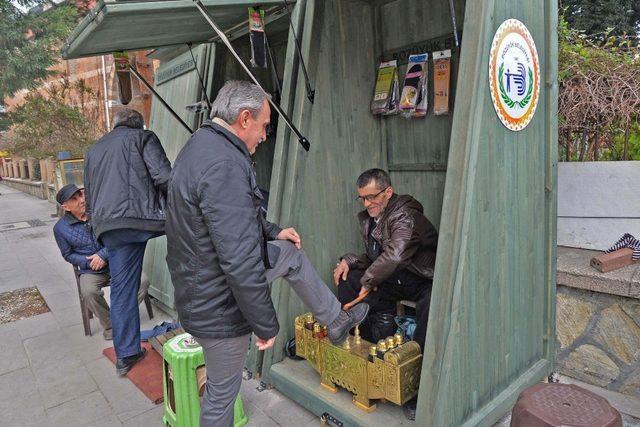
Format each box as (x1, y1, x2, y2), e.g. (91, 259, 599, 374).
(341, 194, 438, 290)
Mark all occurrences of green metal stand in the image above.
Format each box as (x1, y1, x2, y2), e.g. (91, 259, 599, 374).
(162, 332, 248, 427)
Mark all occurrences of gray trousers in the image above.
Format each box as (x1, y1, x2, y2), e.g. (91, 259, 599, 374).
(78, 272, 151, 332)
(196, 240, 342, 426)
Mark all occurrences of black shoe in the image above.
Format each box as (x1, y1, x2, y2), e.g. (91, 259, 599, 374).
(115, 348, 147, 376)
(327, 303, 370, 345)
(403, 397, 417, 420)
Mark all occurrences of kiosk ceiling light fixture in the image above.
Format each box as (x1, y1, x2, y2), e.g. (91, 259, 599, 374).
(192, 0, 311, 152)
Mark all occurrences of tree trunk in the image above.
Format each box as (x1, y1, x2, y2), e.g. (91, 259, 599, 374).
(623, 121, 631, 161)
(578, 130, 588, 161)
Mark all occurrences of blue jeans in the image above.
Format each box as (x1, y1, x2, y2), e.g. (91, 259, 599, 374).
(101, 229, 160, 359)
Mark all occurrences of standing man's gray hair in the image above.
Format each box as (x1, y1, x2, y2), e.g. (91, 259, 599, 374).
(210, 80, 271, 123)
(113, 108, 144, 129)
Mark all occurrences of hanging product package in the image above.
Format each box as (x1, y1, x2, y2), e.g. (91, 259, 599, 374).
(400, 53, 428, 118)
(433, 49, 452, 115)
(113, 51, 132, 105)
(371, 60, 399, 115)
(248, 7, 267, 68)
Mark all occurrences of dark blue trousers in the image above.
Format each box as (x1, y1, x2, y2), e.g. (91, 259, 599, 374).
(101, 229, 159, 359)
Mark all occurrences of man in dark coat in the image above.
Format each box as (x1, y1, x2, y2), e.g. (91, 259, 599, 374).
(165, 81, 368, 427)
(84, 108, 171, 376)
(334, 168, 439, 350)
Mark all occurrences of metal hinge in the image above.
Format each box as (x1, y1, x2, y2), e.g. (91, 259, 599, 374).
(320, 412, 344, 427)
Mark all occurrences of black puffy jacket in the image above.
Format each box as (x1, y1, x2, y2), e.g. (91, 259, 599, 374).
(165, 120, 281, 340)
(84, 124, 172, 239)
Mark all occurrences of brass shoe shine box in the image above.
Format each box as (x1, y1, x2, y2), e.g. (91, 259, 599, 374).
(294, 313, 422, 412)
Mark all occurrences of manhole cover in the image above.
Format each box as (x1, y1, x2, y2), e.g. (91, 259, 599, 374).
(0, 287, 50, 324)
(0, 219, 48, 233)
(0, 222, 30, 232)
(26, 219, 46, 227)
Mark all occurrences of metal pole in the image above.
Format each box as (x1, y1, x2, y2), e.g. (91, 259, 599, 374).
(100, 55, 111, 129)
(192, 0, 310, 151)
(129, 65, 194, 134)
(448, 0, 460, 48)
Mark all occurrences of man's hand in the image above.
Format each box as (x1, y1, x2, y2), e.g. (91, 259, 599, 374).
(333, 259, 349, 285)
(255, 336, 276, 350)
(86, 253, 106, 271)
(276, 227, 301, 249)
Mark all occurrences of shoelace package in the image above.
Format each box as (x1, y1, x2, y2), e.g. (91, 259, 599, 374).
(400, 53, 428, 118)
(433, 49, 452, 115)
(371, 60, 399, 115)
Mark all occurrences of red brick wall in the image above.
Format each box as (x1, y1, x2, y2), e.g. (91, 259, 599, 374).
(4, 51, 156, 133)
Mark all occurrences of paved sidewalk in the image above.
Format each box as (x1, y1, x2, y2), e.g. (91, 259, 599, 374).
(0, 184, 316, 426)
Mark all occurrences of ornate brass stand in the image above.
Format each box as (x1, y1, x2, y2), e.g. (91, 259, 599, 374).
(294, 313, 422, 412)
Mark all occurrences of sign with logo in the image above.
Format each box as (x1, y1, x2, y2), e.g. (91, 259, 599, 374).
(489, 19, 540, 131)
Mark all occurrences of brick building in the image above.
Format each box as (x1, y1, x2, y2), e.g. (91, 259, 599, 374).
(3, 0, 156, 132)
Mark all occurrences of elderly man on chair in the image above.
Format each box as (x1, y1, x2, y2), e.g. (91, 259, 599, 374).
(53, 184, 149, 340)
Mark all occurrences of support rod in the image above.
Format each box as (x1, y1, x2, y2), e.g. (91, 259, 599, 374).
(448, 0, 460, 48)
(130, 65, 194, 134)
(192, 0, 310, 151)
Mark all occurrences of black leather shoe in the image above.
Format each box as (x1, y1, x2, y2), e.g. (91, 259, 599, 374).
(403, 397, 417, 420)
(115, 348, 147, 376)
(327, 303, 370, 345)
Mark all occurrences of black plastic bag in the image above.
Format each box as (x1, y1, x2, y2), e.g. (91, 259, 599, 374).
(285, 337, 303, 360)
(360, 312, 398, 343)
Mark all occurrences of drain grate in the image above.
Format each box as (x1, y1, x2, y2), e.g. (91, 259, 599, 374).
(0, 219, 48, 232)
(0, 287, 50, 324)
(0, 221, 31, 232)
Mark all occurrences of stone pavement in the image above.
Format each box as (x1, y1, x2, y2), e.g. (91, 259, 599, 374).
(0, 184, 316, 427)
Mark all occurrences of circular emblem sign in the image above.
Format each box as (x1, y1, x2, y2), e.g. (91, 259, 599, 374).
(489, 19, 540, 131)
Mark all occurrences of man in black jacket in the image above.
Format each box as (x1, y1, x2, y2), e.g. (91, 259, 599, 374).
(334, 169, 438, 352)
(166, 81, 368, 427)
(84, 109, 171, 376)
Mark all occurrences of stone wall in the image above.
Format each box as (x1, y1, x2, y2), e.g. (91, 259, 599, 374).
(2, 177, 53, 200)
(555, 285, 640, 397)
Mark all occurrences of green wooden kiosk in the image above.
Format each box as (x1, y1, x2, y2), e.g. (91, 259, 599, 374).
(62, 1, 557, 425)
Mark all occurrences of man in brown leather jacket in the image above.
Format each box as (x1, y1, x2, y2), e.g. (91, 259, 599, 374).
(334, 168, 438, 351)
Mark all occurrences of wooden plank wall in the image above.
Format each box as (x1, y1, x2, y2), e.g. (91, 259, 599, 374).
(143, 45, 211, 311)
(258, 0, 387, 380)
(258, 0, 467, 383)
(418, 0, 557, 425)
(380, 0, 465, 229)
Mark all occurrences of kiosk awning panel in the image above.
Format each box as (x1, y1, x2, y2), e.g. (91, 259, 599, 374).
(62, 0, 291, 59)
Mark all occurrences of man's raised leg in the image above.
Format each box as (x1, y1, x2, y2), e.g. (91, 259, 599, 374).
(265, 240, 369, 344)
(265, 240, 340, 325)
